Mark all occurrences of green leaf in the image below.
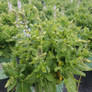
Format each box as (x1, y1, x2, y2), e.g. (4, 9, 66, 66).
(76, 62, 92, 71)
(44, 81, 56, 92)
(7, 80, 17, 92)
(0, 51, 3, 56)
(64, 78, 77, 92)
(54, 66, 62, 72)
(71, 68, 85, 76)
(24, 72, 39, 84)
(2, 63, 18, 78)
(35, 82, 43, 92)
(85, 56, 92, 68)
(45, 73, 54, 82)
(16, 82, 31, 92)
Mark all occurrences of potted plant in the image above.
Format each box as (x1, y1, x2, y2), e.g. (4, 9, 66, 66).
(2, 16, 92, 92)
(1, 0, 92, 92)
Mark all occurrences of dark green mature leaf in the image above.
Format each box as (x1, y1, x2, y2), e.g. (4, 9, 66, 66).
(46, 81, 56, 92)
(35, 82, 43, 92)
(45, 73, 54, 82)
(44, 80, 56, 92)
(24, 72, 40, 84)
(16, 82, 31, 92)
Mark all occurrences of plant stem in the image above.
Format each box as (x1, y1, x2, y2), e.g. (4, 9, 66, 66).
(11, 87, 16, 92)
(77, 76, 81, 91)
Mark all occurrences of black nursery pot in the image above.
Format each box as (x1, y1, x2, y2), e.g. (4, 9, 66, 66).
(0, 79, 16, 92)
(0, 79, 7, 92)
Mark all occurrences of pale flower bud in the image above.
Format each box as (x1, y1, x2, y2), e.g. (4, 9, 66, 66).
(18, 0, 21, 10)
(8, 1, 12, 11)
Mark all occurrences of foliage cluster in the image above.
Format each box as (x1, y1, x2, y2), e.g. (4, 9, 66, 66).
(0, 0, 92, 92)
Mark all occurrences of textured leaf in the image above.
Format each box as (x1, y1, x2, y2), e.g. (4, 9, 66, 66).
(71, 68, 85, 76)
(16, 82, 31, 92)
(44, 81, 56, 92)
(76, 62, 92, 71)
(7, 80, 17, 92)
(2, 63, 18, 78)
(45, 73, 54, 82)
(64, 78, 77, 92)
(35, 82, 43, 92)
(24, 72, 39, 84)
